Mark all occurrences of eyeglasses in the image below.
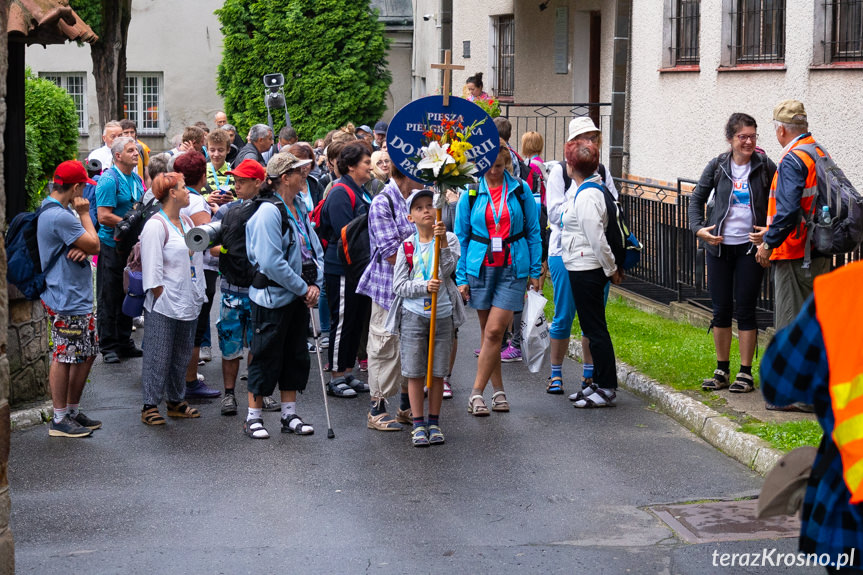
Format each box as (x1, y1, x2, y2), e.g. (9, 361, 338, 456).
(736, 133, 758, 142)
(376, 159, 391, 166)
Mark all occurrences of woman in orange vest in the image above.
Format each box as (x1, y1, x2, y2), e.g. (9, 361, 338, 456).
(761, 260, 863, 570)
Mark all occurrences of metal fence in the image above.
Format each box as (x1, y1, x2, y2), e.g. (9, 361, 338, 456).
(614, 177, 863, 329)
(502, 103, 612, 164)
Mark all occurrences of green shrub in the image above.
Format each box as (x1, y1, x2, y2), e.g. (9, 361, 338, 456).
(24, 69, 79, 207)
(216, 0, 391, 141)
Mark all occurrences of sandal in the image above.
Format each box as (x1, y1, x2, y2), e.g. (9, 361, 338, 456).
(427, 424, 445, 445)
(569, 383, 596, 402)
(345, 374, 369, 393)
(411, 426, 430, 447)
(702, 369, 730, 391)
(281, 414, 314, 435)
(166, 401, 200, 418)
(244, 417, 269, 439)
(546, 376, 564, 395)
(729, 372, 755, 393)
(141, 406, 166, 426)
(491, 390, 510, 412)
(573, 387, 617, 408)
(327, 376, 358, 398)
(467, 394, 490, 417)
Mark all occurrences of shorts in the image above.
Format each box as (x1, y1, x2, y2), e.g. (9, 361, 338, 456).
(399, 311, 454, 379)
(42, 302, 99, 364)
(467, 265, 527, 312)
(217, 291, 253, 360)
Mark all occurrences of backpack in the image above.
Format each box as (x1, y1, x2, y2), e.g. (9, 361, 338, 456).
(527, 157, 547, 203)
(510, 145, 530, 182)
(218, 194, 293, 288)
(795, 142, 863, 265)
(121, 214, 179, 318)
(466, 181, 532, 265)
(81, 171, 107, 234)
(337, 193, 394, 283)
(570, 179, 643, 271)
(5, 202, 66, 300)
(311, 182, 355, 250)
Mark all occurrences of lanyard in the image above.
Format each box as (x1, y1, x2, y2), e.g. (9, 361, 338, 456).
(159, 209, 189, 238)
(186, 186, 202, 197)
(45, 196, 64, 208)
(412, 233, 435, 281)
(300, 188, 314, 212)
(113, 166, 142, 202)
(488, 181, 509, 232)
(276, 194, 312, 251)
(209, 163, 230, 189)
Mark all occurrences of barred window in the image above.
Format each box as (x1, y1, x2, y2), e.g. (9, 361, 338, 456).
(672, 0, 701, 65)
(493, 15, 515, 98)
(826, 0, 863, 62)
(731, 0, 786, 64)
(124, 73, 163, 135)
(41, 72, 87, 135)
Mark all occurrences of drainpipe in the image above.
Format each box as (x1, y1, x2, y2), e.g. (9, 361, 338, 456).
(609, 0, 631, 179)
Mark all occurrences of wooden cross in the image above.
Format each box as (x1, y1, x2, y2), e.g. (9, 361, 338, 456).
(431, 49, 464, 107)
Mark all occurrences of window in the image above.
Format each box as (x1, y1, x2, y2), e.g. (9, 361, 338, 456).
(40, 73, 87, 135)
(124, 73, 163, 135)
(671, 0, 701, 66)
(491, 15, 515, 98)
(819, 0, 863, 63)
(730, 0, 786, 64)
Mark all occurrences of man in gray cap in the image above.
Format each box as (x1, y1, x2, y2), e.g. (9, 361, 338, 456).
(756, 100, 831, 333)
(372, 121, 388, 151)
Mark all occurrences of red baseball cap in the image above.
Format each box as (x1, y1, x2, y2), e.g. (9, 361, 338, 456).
(53, 160, 97, 186)
(226, 159, 266, 180)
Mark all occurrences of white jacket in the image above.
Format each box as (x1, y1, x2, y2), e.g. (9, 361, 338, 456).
(559, 174, 617, 277)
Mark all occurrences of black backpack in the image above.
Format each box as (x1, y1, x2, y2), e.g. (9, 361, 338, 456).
(219, 194, 292, 288)
(562, 164, 642, 270)
(5, 202, 66, 300)
(337, 194, 394, 283)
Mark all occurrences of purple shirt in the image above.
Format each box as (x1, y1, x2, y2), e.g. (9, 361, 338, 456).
(357, 180, 414, 309)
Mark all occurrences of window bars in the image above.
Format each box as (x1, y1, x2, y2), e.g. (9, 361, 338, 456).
(497, 15, 515, 97)
(731, 0, 786, 64)
(825, 0, 863, 62)
(672, 0, 700, 65)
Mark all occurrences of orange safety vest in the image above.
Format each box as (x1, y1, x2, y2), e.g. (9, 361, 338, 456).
(766, 134, 822, 261)
(814, 260, 863, 503)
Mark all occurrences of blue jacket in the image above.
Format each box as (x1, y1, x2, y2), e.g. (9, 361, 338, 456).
(454, 170, 542, 286)
(246, 194, 324, 309)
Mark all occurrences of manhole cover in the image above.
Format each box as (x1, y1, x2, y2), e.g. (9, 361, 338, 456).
(648, 499, 800, 544)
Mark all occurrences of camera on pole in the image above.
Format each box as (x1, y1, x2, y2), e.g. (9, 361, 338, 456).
(262, 73, 291, 134)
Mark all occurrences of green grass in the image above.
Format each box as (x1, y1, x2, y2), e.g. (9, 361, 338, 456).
(541, 284, 762, 392)
(740, 420, 823, 452)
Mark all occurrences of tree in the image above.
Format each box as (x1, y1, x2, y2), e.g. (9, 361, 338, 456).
(216, 0, 391, 141)
(69, 0, 132, 126)
(24, 70, 79, 208)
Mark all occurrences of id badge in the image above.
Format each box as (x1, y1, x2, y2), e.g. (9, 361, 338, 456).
(491, 237, 503, 253)
(423, 298, 432, 312)
(190, 266, 198, 282)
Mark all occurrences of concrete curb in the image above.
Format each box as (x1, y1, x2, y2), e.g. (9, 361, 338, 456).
(10, 401, 51, 432)
(567, 340, 783, 476)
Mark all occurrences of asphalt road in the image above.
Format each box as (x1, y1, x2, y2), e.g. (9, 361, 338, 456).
(9, 308, 809, 574)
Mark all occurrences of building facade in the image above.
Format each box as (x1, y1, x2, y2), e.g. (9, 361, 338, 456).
(25, 0, 414, 153)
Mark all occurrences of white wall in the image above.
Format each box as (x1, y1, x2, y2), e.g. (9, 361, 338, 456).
(627, 0, 863, 185)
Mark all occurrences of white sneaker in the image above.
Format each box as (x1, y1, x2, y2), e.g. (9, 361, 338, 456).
(320, 336, 329, 349)
(199, 346, 212, 362)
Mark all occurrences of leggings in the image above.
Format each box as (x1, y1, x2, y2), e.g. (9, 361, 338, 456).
(705, 243, 763, 331)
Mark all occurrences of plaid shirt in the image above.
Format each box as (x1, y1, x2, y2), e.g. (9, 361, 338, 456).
(761, 296, 863, 568)
(356, 180, 414, 310)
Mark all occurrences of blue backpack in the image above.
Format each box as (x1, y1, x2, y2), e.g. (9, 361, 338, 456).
(5, 202, 66, 300)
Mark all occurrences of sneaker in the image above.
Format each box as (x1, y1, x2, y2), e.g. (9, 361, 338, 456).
(239, 371, 248, 381)
(442, 378, 453, 399)
(199, 346, 212, 362)
(132, 315, 145, 329)
(320, 336, 330, 349)
(262, 396, 281, 412)
(48, 415, 92, 438)
(185, 379, 221, 398)
(119, 346, 143, 358)
(500, 343, 522, 363)
(359, 359, 368, 372)
(307, 340, 317, 353)
(221, 394, 238, 416)
(73, 411, 102, 430)
(473, 348, 481, 357)
(197, 372, 206, 382)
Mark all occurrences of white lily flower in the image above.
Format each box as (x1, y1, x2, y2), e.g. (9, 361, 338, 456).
(417, 141, 455, 177)
(459, 162, 478, 176)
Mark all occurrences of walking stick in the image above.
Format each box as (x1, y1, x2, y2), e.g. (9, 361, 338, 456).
(426, 186, 445, 389)
(310, 310, 335, 439)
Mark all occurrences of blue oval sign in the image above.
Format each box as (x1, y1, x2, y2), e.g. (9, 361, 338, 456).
(386, 95, 500, 185)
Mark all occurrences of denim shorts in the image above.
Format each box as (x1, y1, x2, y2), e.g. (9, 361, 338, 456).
(399, 311, 454, 379)
(467, 265, 527, 312)
(217, 291, 253, 360)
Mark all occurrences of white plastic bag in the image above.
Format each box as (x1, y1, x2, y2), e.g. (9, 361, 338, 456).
(520, 289, 550, 373)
